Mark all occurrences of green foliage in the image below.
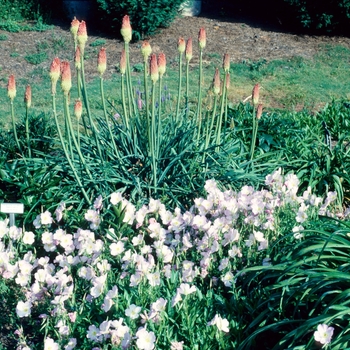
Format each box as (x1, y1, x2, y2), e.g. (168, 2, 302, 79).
(95, 0, 186, 40)
(24, 51, 48, 65)
(0, 33, 8, 40)
(89, 38, 107, 47)
(237, 218, 350, 349)
(284, 0, 350, 33)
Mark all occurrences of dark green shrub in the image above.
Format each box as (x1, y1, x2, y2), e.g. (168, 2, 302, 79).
(283, 0, 350, 33)
(95, 0, 186, 40)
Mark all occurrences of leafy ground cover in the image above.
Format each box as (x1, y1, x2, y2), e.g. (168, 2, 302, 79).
(0, 12, 350, 350)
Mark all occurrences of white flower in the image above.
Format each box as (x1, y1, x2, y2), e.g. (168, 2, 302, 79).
(125, 304, 141, 319)
(208, 314, 230, 333)
(22, 231, 35, 245)
(41, 211, 53, 225)
(87, 324, 101, 342)
(64, 338, 77, 350)
(136, 327, 156, 350)
(314, 324, 334, 345)
(110, 241, 125, 256)
(177, 283, 196, 296)
(16, 301, 32, 318)
(44, 337, 60, 350)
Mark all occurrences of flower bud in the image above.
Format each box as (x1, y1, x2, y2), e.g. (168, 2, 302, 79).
(24, 85, 31, 108)
(97, 47, 107, 76)
(185, 38, 193, 61)
(252, 83, 260, 106)
(74, 99, 83, 120)
(256, 103, 263, 120)
(150, 54, 159, 83)
(213, 68, 220, 95)
(223, 53, 230, 73)
(158, 53, 166, 77)
(121, 15, 132, 43)
(61, 61, 72, 96)
(198, 27, 206, 49)
(178, 37, 185, 54)
(50, 57, 61, 94)
(141, 40, 152, 61)
(226, 73, 230, 89)
(7, 74, 16, 101)
(77, 21, 88, 52)
(74, 47, 81, 70)
(120, 49, 126, 75)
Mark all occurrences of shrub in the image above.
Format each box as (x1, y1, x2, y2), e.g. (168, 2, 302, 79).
(283, 0, 350, 33)
(95, 0, 186, 40)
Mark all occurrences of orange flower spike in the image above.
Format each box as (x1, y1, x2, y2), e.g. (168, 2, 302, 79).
(213, 68, 220, 96)
(97, 47, 107, 76)
(24, 85, 31, 108)
(141, 40, 152, 62)
(120, 49, 126, 75)
(223, 53, 230, 73)
(121, 15, 132, 43)
(77, 20, 88, 52)
(198, 27, 206, 49)
(150, 53, 159, 83)
(50, 57, 61, 94)
(74, 47, 81, 70)
(252, 83, 260, 106)
(7, 74, 16, 101)
(74, 99, 83, 120)
(185, 37, 193, 61)
(178, 37, 185, 54)
(61, 61, 72, 96)
(70, 17, 80, 40)
(256, 103, 263, 120)
(158, 52, 166, 77)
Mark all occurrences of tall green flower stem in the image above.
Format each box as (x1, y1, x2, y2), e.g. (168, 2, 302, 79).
(151, 80, 158, 194)
(25, 105, 31, 158)
(157, 76, 163, 159)
(249, 106, 259, 163)
(51, 93, 91, 205)
(63, 94, 98, 192)
(143, 56, 150, 122)
(124, 42, 137, 119)
(185, 58, 190, 118)
(175, 51, 183, 122)
(79, 53, 104, 162)
(205, 94, 219, 152)
(196, 47, 204, 143)
(215, 73, 228, 150)
(120, 73, 130, 131)
(100, 76, 119, 157)
(11, 103, 21, 156)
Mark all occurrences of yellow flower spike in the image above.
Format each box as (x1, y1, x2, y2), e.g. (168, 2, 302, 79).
(50, 57, 61, 95)
(150, 53, 159, 83)
(198, 27, 206, 49)
(77, 21, 88, 53)
(60, 61, 72, 96)
(158, 53, 166, 77)
(24, 85, 31, 108)
(70, 17, 80, 41)
(74, 99, 83, 120)
(178, 37, 185, 54)
(185, 37, 193, 61)
(97, 47, 107, 76)
(141, 40, 152, 62)
(121, 15, 132, 43)
(7, 74, 16, 101)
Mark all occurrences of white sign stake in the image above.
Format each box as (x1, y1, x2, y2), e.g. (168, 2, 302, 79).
(0, 203, 24, 227)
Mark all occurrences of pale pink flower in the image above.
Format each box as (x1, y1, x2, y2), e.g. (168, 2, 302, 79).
(125, 304, 141, 319)
(110, 241, 125, 256)
(314, 324, 334, 345)
(208, 314, 230, 332)
(44, 337, 60, 350)
(136, 327, 156, 350)
(16, 301, 31, 318)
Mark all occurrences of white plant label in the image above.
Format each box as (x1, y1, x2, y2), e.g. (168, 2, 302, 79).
(0, 203, 24, 214)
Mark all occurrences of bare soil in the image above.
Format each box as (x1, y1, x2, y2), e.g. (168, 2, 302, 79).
(1, 14, 350, 88)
